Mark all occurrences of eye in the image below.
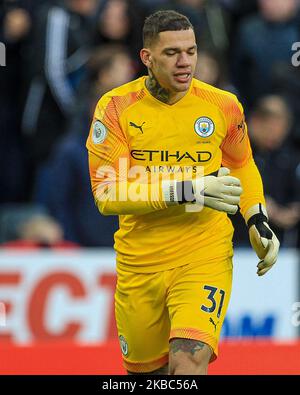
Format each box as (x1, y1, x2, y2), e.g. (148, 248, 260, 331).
(165, 51, 176, 56)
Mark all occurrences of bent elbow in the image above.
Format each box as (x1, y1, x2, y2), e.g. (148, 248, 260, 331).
(95, 198, 119, 216)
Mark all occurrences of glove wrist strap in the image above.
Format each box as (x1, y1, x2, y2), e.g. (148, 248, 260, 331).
(247, 203, 268, 228)
(247, 212, 268, 228)
(161, 180, 196, 205)
(176, 181, 196, 204)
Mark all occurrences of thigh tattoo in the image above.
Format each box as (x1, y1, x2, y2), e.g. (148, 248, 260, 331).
(170, 339, 207, 356)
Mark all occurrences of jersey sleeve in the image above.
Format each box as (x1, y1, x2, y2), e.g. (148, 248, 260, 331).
(220, 98, 251, 169)
(86, 94, 167, 215)
(221, 97, 266, 217)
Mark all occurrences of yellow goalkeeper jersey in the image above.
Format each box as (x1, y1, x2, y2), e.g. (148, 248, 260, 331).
(87, 76, 265, 273)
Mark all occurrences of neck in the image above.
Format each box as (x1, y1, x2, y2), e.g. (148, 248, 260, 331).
(146, 70, 170, 103)
(146, 70, 190, 105)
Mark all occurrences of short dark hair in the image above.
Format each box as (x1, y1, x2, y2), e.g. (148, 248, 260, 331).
(143, 10, 194, 47)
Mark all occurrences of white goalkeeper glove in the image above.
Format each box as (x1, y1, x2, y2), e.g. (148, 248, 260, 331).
(192, 167, 242, 215)
(162, 167, 242, 215)
(245, 204, 280, 276)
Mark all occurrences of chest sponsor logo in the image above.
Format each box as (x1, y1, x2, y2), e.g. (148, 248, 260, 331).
(194, 117, 215, 138)
(130, 150, 212, 162)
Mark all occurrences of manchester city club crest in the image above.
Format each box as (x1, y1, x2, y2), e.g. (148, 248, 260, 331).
(92, 120, 107, 144)
(119, 335, 129, 356)
(194, 117, 215, 138)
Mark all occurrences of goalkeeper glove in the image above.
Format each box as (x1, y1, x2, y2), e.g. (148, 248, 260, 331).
(192, 167, 242, 214)
(162, 167, 243, 215)
(245, 204, 280, 276)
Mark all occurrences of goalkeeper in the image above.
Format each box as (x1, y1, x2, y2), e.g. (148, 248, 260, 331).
(86, 10, 279, 375)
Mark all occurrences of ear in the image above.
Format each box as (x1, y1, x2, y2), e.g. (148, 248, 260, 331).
(140, 48, 152, 68)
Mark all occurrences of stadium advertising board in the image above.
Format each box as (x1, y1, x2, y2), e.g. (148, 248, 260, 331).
(0, 249, 298, 343)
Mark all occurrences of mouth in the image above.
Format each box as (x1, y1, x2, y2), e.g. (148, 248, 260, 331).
(173, 72, 191, 84)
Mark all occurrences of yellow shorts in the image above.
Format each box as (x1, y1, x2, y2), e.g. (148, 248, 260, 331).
(115, 257, 233, 373)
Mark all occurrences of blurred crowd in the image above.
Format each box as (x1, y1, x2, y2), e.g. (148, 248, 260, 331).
(0, 0, 299, 249)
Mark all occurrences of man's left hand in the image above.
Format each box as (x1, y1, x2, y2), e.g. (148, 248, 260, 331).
(246, 204, 280, 276)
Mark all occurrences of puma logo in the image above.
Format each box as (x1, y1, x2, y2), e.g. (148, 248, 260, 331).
(130, 121, 145, 134)
(238, 118, 246, 142)
(209, 317, 219, 332)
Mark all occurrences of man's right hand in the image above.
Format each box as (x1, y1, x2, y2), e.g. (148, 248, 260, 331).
(192, 167, 242, 215)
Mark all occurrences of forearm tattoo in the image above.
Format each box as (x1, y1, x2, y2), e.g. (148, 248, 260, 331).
(146, 69, 170, 104)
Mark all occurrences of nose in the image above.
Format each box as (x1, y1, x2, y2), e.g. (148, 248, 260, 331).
(177, 52, 191, 67)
